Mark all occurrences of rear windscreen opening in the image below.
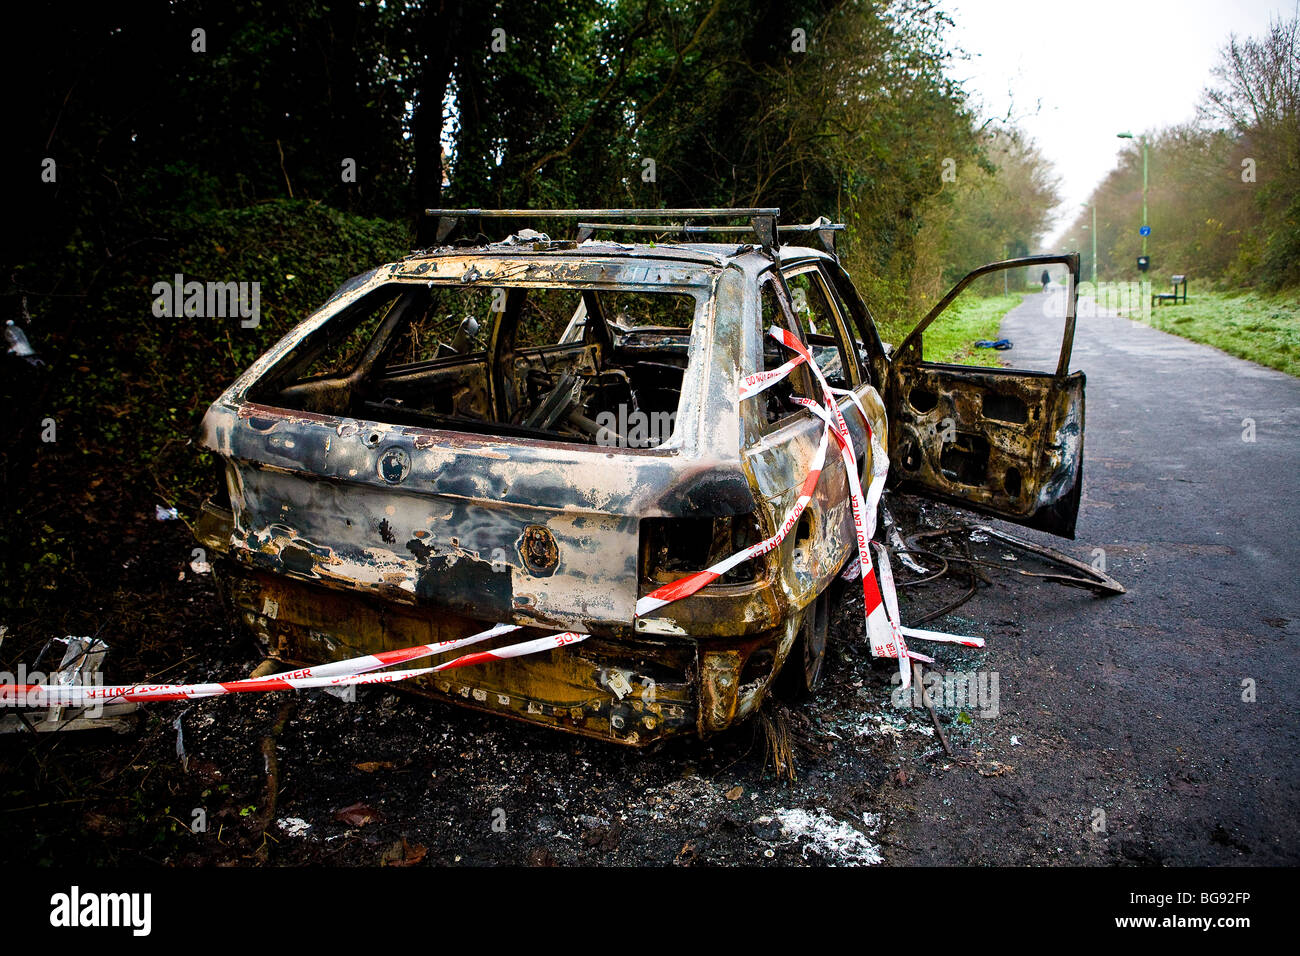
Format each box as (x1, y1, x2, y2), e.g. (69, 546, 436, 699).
(248, 280, 703, 448)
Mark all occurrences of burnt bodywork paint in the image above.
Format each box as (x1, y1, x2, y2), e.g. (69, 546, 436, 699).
(195, 244, 1084, 744)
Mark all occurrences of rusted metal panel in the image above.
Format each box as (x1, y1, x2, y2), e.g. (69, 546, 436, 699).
(196, 244, 836, 744)
(888, 366, 1084, 536)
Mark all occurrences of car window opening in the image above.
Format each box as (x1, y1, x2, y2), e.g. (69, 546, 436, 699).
(249, 282, 700, 448)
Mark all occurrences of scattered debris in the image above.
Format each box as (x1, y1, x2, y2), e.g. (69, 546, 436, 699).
(883, 501, 928, 575)
(276, 817, 312, 838)
(756, 698, 834, 781)
(173, 715, 188, 771)
(492, 228, 550, 246)
(898, 523, 1125, 599)
(852, 714, 934, 739)
(0, 636, 138, 735)
(752, 808, 882, 865)
(5, 318, 43, 366)
(334, 802, 383, 827)
(912, 660, 955, 758)
(257, 701, 295, 842)
(758, 704, 798, 781)
(972, 525, 1125, 594)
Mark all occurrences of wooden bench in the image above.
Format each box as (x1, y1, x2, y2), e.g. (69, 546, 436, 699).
(1152, 274, 1188, 307)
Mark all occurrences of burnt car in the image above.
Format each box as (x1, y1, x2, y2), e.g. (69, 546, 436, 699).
(195, 208, 1083, 745)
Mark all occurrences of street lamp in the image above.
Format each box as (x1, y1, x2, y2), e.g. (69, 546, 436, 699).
(1080, 204, 1098, 285)
(1117, 131, 1148, 258)
(1090, 203, 1097, 284)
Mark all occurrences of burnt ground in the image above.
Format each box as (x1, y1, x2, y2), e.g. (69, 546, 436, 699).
(0, 294, 1296, 868)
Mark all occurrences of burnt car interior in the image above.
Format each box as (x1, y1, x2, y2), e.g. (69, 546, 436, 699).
(242, 209, 1084, 541)
(249, 282, 700, 447)
(783, 267, 854, 391)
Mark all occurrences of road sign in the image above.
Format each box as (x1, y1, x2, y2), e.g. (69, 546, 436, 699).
(1139, 225, 1151, 236)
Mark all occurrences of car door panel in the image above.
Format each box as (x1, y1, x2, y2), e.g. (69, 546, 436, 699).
(888, 254, 1084, 538)
(890, 363, 1084, 536)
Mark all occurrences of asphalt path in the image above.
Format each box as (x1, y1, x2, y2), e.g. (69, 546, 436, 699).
(888, 290, 1300, 864)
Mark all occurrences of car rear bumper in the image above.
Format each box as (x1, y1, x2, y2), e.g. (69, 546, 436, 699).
(198, 501, 801, 744)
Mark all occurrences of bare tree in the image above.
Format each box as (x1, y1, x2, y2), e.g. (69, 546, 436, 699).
(1200, 13, 1299, 138)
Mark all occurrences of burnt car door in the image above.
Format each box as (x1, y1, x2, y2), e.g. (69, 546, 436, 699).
(886, 254, 1084, 538)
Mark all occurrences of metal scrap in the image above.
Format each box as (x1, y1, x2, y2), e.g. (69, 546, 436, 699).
(0, 636, 139, 735)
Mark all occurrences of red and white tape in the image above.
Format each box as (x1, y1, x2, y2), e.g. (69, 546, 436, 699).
(1, 325, 979, 708)
(0, 630, 586, 708)
(634, 408, 831, 616)
(637, 325, 981, 690)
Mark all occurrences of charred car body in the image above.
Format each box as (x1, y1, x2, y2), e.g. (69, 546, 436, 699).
(195, 208, 1084, 745)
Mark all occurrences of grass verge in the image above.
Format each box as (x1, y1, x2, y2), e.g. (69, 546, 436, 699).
(1129, 289, 1300, 377)
(877, 291, 1027, 366)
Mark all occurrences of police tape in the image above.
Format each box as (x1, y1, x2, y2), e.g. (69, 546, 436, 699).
(637, 325, 982, 686)
(636, 325, 983, 688)
(1, 329, 978, 708)
(634, 406, 831, 615)
(0, 630, 587, 708)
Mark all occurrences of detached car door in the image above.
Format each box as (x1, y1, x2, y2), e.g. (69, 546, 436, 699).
(886, 254, 1084, 538)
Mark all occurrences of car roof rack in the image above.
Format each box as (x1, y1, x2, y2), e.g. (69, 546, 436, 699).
(422, 208, 845, 256)
(576, 216, 845, 257)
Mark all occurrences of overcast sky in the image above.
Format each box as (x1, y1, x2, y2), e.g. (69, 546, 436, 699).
(942, 0, 1296, 248)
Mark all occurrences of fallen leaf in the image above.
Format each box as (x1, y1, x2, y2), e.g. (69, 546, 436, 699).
(725, 785, 744, 801)
(380, 837, 427, 866)
(334, 802, 382, 826)
(354, 761, 395, 773)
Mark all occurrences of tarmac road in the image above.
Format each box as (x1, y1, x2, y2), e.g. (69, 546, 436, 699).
(886, 290, 1300, 865)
